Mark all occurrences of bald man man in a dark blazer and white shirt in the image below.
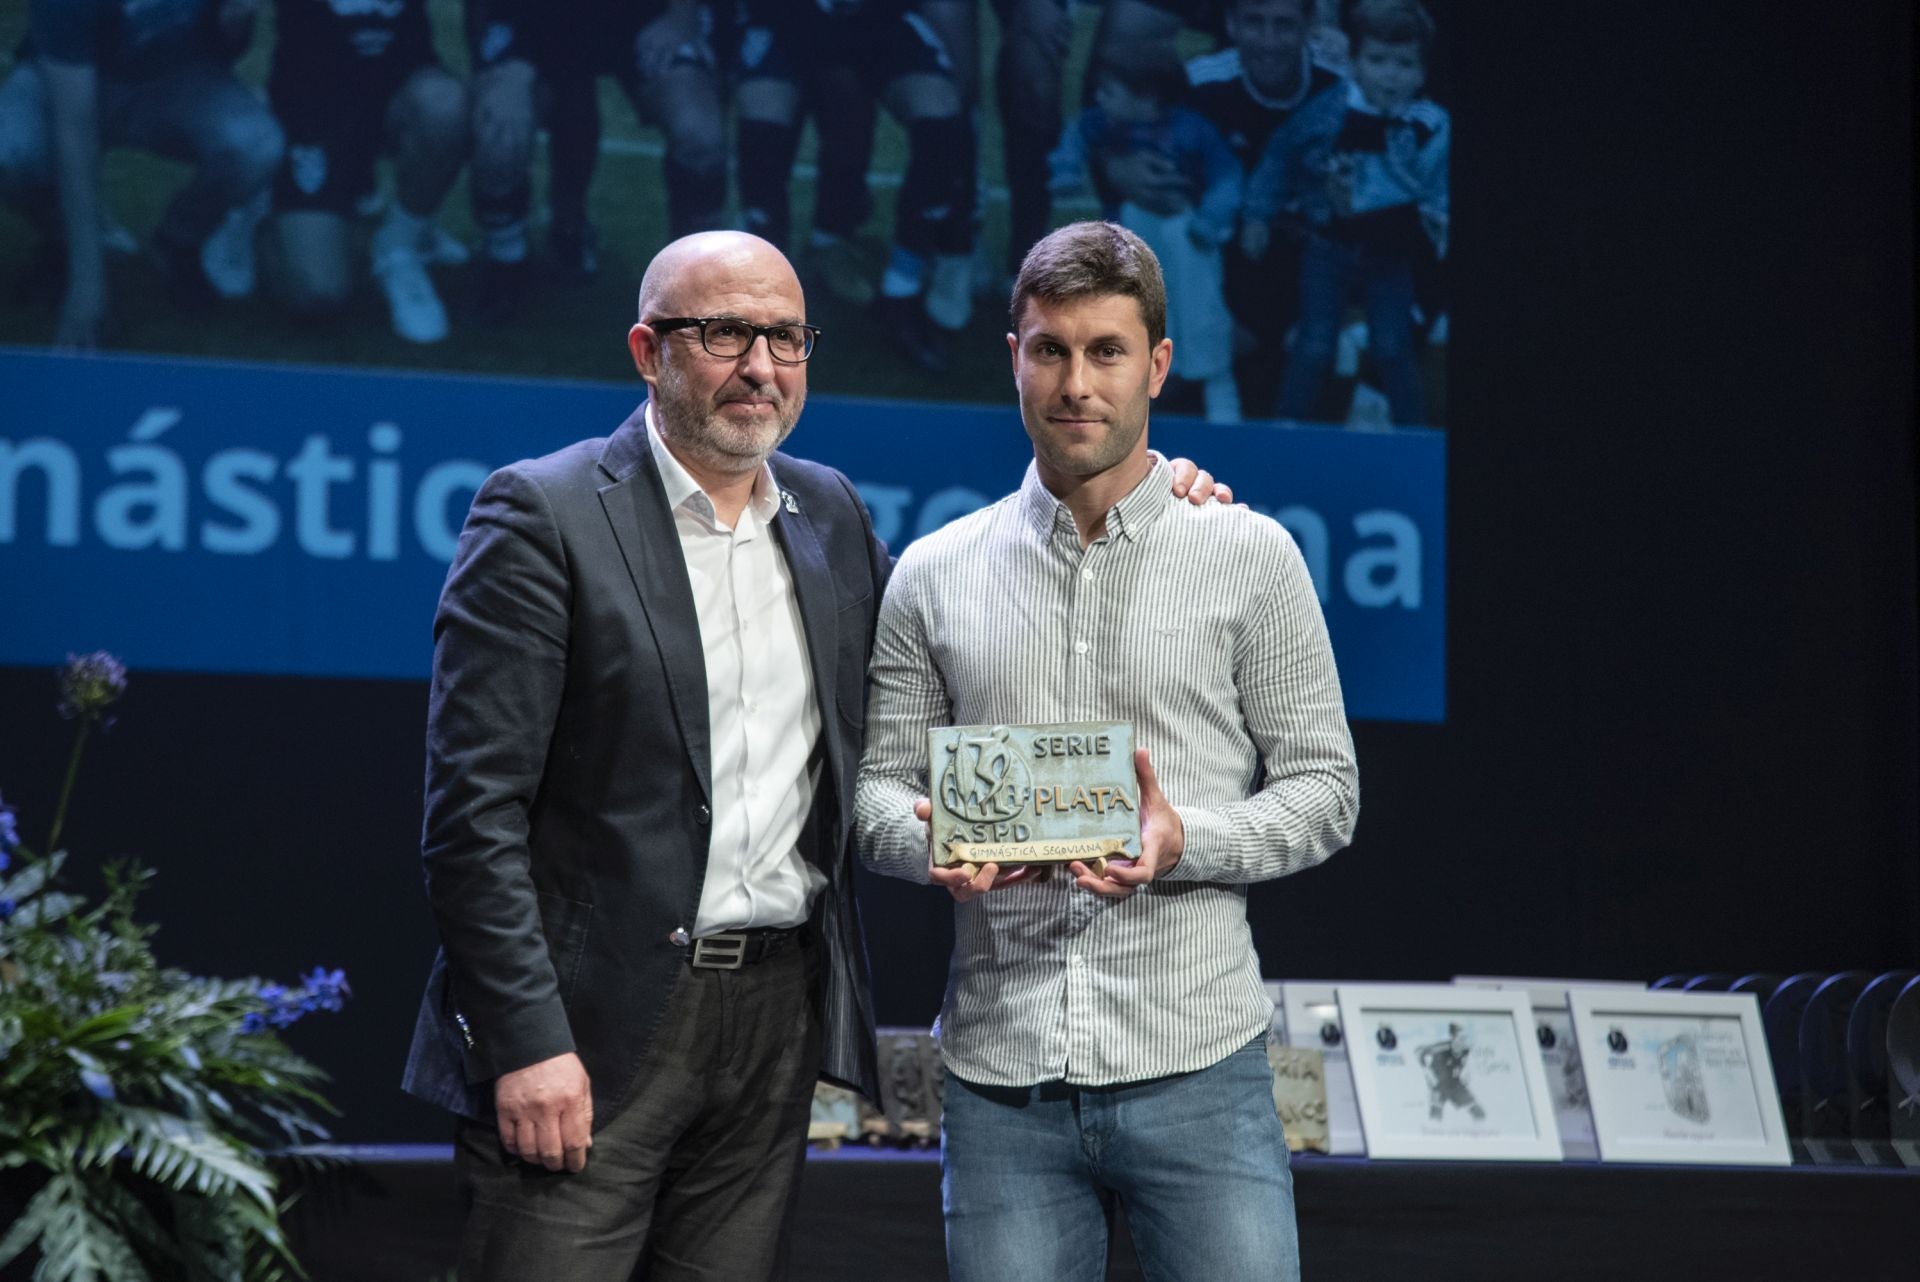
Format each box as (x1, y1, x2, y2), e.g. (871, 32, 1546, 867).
(403, 232, 888, 1280)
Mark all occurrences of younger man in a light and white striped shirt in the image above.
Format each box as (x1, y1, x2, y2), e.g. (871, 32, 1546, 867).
(855, 220, 1359, 1282)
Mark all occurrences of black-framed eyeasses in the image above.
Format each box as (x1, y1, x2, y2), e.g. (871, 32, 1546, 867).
(648, 316, 820, 364)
